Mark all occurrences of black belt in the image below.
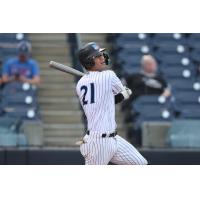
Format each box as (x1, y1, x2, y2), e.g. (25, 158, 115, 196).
(87, 131, 117, 138)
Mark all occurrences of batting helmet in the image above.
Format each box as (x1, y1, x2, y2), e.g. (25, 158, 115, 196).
(78, 42, 109, 69)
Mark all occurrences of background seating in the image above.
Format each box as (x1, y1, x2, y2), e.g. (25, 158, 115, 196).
(0, 33, 41, 147)
(108, 33, 200, 148)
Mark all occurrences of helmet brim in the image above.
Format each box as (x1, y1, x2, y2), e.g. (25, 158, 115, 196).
(99, 48, 106, 52)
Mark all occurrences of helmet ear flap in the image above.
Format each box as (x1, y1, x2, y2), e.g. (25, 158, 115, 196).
(103, 52, 109, 65)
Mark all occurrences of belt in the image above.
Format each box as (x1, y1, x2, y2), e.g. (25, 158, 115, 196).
(86, 131, 117, 138)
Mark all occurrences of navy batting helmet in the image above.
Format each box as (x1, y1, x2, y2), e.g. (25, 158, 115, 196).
(78, 42, 109, 69)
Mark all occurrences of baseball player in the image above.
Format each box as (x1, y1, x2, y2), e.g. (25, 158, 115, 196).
(76, 42, 148, 165)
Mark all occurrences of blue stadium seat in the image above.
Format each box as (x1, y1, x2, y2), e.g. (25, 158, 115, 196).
(0, 33, 26, 43)
(155, 44, 189, 58)
(117, 44, 152, 55)
(190, 49, 200, 62)
(153, 33, 185, 40)
(117, 54, 142, 66)
(153, 33, 186, 41)
(161, 67, 194, 79)
(179, 105, 200, 119)
(2, 82, 37, 96)
(157, 54, 190, 64)
(170, 79, 197, 92)
(187, 34, 200, 49)
(1, 93, 38, 107)
(133, 95, 171, 110)
(121, 63, 141, 75)
(133, 96, 173, 125)
(117, 33, 150, 41)
(174, 91, 200, 105)
(3, 48, 17, 56)
(4, 106, 39, 120)
(115, 34, 150, 48)
(133, 104, 173, 123)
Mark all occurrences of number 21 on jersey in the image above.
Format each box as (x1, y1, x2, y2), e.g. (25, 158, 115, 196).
(80, 83, 95, 105)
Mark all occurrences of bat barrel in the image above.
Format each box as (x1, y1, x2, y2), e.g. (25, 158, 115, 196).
(49, 61, 85, 77)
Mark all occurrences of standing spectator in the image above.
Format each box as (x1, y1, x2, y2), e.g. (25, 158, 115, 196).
(2, 41, 40, 85)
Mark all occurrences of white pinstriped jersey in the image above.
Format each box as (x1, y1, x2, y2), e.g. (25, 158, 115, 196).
(76, 70, 124, 134)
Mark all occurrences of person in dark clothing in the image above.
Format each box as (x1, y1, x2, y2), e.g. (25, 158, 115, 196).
(123, 55, 171, 146)
(126, 55, 171, 101)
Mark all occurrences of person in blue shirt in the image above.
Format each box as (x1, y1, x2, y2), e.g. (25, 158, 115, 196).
(2, 41, 40, 85)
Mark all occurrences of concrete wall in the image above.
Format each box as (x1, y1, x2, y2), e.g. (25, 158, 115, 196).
(1, 149, 200, 165)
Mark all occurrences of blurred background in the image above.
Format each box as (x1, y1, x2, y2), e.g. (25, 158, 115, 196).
(0, 33, 200, 164)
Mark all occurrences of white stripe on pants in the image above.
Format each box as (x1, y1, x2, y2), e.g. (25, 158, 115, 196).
(80, 135, 148, 165)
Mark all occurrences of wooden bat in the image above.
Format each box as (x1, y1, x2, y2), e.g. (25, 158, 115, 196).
(49, 61, 85, 77)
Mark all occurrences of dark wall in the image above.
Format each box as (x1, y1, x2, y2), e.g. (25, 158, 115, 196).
(0, 149, 200, 165)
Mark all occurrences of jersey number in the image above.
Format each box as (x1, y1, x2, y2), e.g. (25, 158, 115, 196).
(80, 83, 95, 105)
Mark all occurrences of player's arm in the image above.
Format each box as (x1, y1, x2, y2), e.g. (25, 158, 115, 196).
(110, 71, 132, 104)
(114, 87, 132, 104)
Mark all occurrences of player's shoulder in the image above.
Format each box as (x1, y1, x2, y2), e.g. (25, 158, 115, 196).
(102, 69, 117, 77)
(76, 75, 87, 88)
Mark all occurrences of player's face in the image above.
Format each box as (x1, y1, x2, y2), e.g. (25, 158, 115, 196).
(93, 54, 106, 71)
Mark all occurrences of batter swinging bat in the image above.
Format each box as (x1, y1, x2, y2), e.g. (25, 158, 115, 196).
(49, 61, 85, 77)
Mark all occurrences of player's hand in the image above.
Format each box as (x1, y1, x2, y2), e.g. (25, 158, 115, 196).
(121, 86, 132, 99)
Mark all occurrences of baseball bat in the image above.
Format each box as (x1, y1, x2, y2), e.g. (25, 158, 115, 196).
(49, 61, 85, 77)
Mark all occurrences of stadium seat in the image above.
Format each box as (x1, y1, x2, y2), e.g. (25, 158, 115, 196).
(155, 44, 188, 58)
(152, 34, 186, 46)
(0, 33, 26, 43)
(121, 64, 141, 75)
(117, 54, 143, 66)
(153, 33, 184, 40)
(4, 106, 39, 120)
(117, 44, 152, 55)
(133, 96, 173, 125)
(190, 49, 200, 62)
(157, 54, 190, 64)
(115, 34, 150, 48)
(179, 105, 200, 119)
(117, 33, 150, 41)
(170, 79, 198, 92)
(2, 82, 37, 96)
(187, 34, 200, 49)
(133, 95, 171, 109)
(2, 93, 37, 107)
(108, 33, 200, 146)
(175, 91, 200, 105)
(161, 67, 194, 79)
(134, 105, 173, 122)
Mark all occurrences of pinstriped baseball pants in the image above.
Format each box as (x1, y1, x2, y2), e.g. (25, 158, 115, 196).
(80, 135, 148, 165)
